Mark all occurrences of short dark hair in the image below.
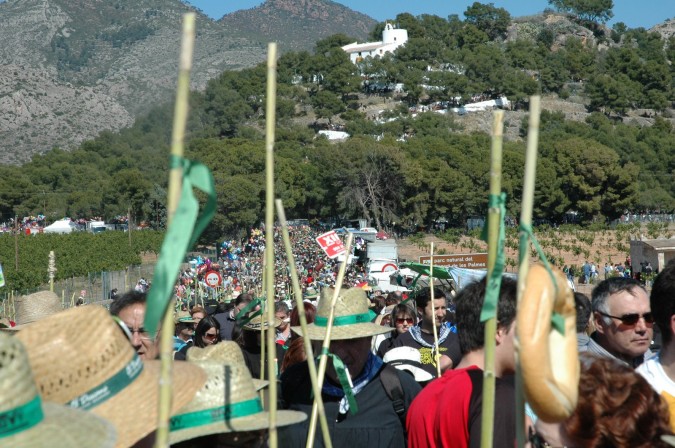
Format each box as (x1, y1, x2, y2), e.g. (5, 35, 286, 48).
(574, 292, 592, 333)
(591, 277, 646, 325)
(650, 259, 675, 346)
(234, 293, 253, 307)
(414, 287, 446, 310)
(455, 276, 517, 355)
(390, 303, 415, 328)
(109, 290, 146, 316)
(275, 301, 290, 314)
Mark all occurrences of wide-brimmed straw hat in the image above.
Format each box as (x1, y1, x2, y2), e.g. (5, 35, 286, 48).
(15, 306, 207, 448)
(292, 287, 392, 340)
(186, 341, 268, 390)
(0, 332, 117, 447)
(303, 287, 319, 299)
(169, 352, 306, 444)
(242, 313, 282, 331)
(174, 310, 196, 325)
(9, 290, 63, 330)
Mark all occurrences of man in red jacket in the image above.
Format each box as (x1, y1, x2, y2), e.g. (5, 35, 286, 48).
(407, 276, 518, 448)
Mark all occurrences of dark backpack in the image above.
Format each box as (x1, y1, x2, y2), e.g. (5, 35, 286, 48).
(379, 364, 406, 421)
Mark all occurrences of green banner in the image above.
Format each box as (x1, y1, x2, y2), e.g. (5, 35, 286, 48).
(144, 156, 216, 334)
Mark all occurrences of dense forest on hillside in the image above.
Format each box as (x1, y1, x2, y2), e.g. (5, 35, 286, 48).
(0, 4, 673, 238)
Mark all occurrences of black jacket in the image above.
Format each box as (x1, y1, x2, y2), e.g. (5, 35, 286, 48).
(278, 360, 421, 448)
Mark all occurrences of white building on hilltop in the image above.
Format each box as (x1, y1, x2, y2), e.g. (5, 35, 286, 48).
(341, 23, 408, 64)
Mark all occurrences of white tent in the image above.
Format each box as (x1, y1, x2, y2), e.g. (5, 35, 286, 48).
(43, 219, 76, 234)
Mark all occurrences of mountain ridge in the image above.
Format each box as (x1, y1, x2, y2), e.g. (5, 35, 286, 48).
(0, 0, 374, 164)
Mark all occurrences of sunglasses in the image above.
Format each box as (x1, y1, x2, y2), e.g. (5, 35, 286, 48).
(396, 318, 414, 325)
(528, 428, 563, 448)
(204, 332, 218, 340)
(597, 311, 654, 326)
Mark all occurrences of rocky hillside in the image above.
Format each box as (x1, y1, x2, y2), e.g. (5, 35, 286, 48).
(0, 0, 374, 164)
(219, 0, 375, 51)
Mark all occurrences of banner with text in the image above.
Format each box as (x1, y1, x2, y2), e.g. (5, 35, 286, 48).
(419, 253, 487, 270)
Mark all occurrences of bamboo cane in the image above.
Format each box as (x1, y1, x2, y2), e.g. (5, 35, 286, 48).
(154, 13, 195, 448)
(264, 42, 279, 448)
(515, 96, 541, 448)
(275, 199, 333, 448)
(429, 242, 441, 378)
(307, 233, 354, 447)
(480, 110, 504, 448)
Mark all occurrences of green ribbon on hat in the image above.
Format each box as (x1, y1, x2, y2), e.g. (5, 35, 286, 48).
(144, 156, 217, 334)
(320, 348, 358, 415)
(169, 397, 263, 431)
(479, 193, 507, 323)
(0, 396, 44, 438)
(314, 311, 376, 327)
(66, 353, 144, 410)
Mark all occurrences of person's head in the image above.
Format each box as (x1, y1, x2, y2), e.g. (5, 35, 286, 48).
(232, 294, 253, 318)
(455, 276, 517, 368)
(194, 316, 221, 348)
(415, 287, 447, 332)
(274, 302, 290, 332)
(385, 291, 402, 306)
(650, 259, 675, 347)
(295, 287, 392, 381)
(190, 306, 206, 326)
(591, 277, 652, 363)
(175, 311, 196, 342)
(391, 303, 416, 335)
(109, 290, 159, 360)
(289, 302, 316, 328)
(532, 355, 673, 448)
(574, 292, 592, 334)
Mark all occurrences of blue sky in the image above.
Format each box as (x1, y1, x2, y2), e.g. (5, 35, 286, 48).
(188, 0, 673, 29)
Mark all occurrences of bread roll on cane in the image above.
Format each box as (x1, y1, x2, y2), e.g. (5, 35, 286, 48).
(516, 264, 579, 422)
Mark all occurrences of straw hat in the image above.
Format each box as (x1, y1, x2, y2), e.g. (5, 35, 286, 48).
(15, 306, 207, 448)
(242, 313, 282, 331)
(0, 332, 117, 447)
(303, 287, 319, 299)
(186, 341, 268, 390)
(169, 354, 306, 444)
(292, 287, 392, 340)
(174, 310, 195, 325)
(10, 290, 63, 330)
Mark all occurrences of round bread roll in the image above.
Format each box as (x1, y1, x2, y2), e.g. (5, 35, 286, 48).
(516, 264, 579, 422)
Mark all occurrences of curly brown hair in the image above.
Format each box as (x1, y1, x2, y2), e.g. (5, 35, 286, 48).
(564, 355, 673, 448)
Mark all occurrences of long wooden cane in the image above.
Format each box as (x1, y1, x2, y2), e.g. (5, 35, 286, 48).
(306, 233, 354, 447)
(480, 110, 504, 448)
(155, 13, 195, 448)
(264, 42, 279, 448)
(429, 242, 441, 378)
(515, 96, 541, 447)
(276, 199, 333, 448)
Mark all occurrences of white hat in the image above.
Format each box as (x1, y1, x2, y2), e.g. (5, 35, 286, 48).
(382, 346, 433, 383)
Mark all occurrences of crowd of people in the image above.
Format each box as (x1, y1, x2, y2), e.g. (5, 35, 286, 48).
(5, 222, 675, 447)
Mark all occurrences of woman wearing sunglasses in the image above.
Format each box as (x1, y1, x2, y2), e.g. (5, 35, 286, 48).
(175, 316, 222, 360)
(376, 303, 416, 358)
(194, 316, 222, 348)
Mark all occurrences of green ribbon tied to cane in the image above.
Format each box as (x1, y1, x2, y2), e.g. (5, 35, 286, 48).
(320, 348, 359, 415)
(519, 224, 566, 335)
(479, 193, 507, 323)
(235, 297, 264, 327)
(144, 155, 217, 334)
